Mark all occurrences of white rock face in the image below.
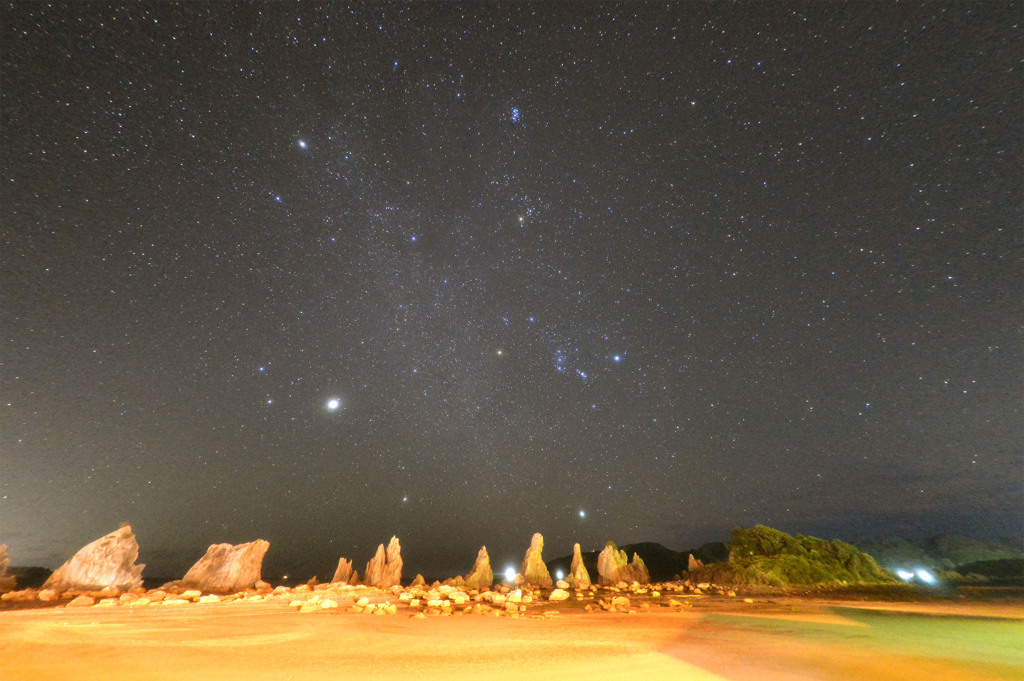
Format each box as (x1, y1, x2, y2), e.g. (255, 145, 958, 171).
(43, 525, 145, 591)
(178, 539, 270, 593)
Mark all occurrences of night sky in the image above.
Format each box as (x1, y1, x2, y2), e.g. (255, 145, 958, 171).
(1, 3, 1020, 580)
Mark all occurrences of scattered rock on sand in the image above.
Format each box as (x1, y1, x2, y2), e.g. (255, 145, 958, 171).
(520, 533, 553, 588)
(464, 546, 494, 589)
(43, 524, 145, 592)
(548, 589, 570, 601)
(67, 595, 96, 607)
(177, 539, 270, 593)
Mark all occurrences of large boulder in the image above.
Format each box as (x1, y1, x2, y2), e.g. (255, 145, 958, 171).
(520, 533, 553, 588)
(364, 536, 402, 588)
(331, 557, 359, 585)
(0, 545, 16, 593)
(178, 539, 269, 593)
(568, 542, 592, 587)
(465, 546, 493, 589)
(43, 525, 145, 591)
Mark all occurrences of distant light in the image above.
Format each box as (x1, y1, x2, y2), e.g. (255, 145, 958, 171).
(511, 107, 520, 123)
(298, 139, 307, 149)
(916, 569, 936, 584)
(326, 398, 341, 411)
(411, 235, 417, 241)
(896, 569, 915, 581)
(613, 355, 621, 362)
(555, 570, 564, 581)
(504, 566, 516, 582)
(579, 510, 586, 518)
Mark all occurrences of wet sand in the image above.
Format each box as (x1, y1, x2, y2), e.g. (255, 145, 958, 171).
(1, 599, 1021, 680)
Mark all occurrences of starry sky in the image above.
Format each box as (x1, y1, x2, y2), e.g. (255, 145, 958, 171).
(1, 3, 1020, 580)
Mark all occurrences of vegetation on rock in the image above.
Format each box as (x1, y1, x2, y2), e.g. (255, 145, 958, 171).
(688, 525, 893, 586)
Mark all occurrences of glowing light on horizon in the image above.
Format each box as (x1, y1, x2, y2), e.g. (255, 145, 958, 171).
(504, 566, 516, 582)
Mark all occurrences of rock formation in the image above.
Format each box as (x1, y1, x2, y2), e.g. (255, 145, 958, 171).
(178, 539, 269, 593)
(688, 554, 704, 572)
(464, 546, 493, 589)
(597, 541, 629, 586)
(568, 542, 592, 587)
(596, 541, 652, 585)
(520, 533, 553, 588)
(364, 536, 402, 588)
(43, 524, 145, 591)
(331, 557, 358, 585)
(629, 552, 650, 584)
(0, 545, 15, 593)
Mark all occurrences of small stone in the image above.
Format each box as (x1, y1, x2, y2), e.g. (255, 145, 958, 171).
(67, 595, 95, 607)
(548, 589, 570, 601)
(181, 590, 202, 601)
(37, 589, 59, 602)
(555, 580, 569, 590)
(199, 595, 221, 603)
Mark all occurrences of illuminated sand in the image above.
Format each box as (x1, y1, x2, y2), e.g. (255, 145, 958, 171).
(2, 598, 1022, 680)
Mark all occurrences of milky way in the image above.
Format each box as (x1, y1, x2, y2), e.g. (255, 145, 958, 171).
(1, 3, 1020, 578)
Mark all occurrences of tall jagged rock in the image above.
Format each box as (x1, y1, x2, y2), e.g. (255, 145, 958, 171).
(332, 557, 358, 585)
(568, 542, 591, 587)
(0, 545, 16, 593)
(364, 536, 402, 588)
(597, 541, 629, 586)
(465, 546, 493, 589)
(688, 554, 704, 572)
(596, 541, 651, 585)
(178, 539, 269, 593)
(520, 533, 553, 588)
(629, 553, 650, 584)
(43, 525, 145, 591)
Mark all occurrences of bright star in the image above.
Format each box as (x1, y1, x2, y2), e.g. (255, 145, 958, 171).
(298, 139, 307, 149)
(326, 398, 341, 411)
(579, 510, 586, 518)
(613, 355, 621, 362)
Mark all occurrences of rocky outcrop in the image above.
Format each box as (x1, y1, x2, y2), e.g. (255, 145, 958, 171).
(597, 541, 628, 586)
(597, 542, 651, 585)
(331, 557, 358, 585)
(568, 543, 592, 587)
(630, 553, 650, 584)
(364, 536, 402, 588)
(0, 545, 15, 593)
(688, 554, 704, 572)
(464, 546, 493, 589)
(178, 539, 269, 593)
(43, 525, 145, 591)
(520, 533, 553, 588)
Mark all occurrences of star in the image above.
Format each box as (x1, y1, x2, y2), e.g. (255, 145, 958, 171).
(326, 398, 341, 411)
(298, 139, 307, 149)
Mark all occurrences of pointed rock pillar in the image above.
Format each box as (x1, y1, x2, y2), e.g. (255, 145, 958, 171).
(568, 542, 592, 587)
(520, 533, 553, 588)
(465, 546, 494, 589)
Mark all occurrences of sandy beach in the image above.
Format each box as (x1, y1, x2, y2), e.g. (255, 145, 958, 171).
(2, 596, 1021, 681)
